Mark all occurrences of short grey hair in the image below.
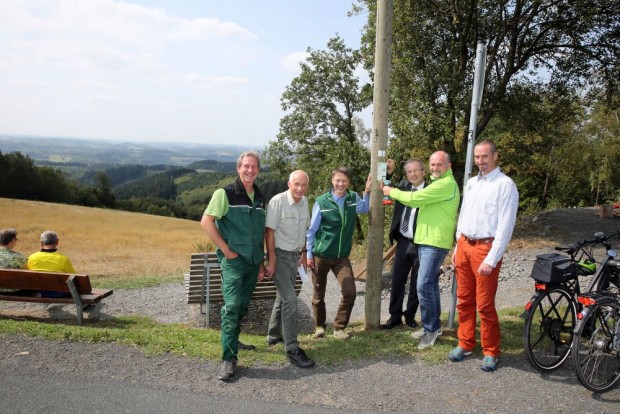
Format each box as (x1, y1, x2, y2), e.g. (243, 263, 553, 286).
(237, 151, 261, 169)
(40, 231, 59, 245)
(289, 170, 309, 183)
(404, 158, 425, 172)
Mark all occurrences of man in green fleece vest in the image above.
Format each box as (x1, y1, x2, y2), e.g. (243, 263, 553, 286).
(201, 151, 266, 382)
(382, 151, 459, 349)
(305, 167, 371, 340)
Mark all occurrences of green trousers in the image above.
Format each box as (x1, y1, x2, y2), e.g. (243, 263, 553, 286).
(219, 255, 259, 361)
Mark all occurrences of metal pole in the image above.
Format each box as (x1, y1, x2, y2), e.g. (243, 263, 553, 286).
(447, 41, 487, 329)
(365, 0, 393, 330)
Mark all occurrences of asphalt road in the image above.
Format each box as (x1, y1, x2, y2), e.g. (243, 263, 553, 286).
(1, 363, 369, 414)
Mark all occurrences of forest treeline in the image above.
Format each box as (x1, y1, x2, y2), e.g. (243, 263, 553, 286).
(0, 151, 287, 220)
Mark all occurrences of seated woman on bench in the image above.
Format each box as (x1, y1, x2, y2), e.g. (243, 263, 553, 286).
(0, 228, 27, 293)
(28, 230, 75, 298)
(0, 228, 27, 270)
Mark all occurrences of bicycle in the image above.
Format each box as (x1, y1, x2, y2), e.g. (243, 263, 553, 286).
(521, 233, 611, 372)
(571, 237, 620, 392)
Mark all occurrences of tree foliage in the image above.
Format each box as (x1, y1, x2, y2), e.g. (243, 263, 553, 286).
(356, 0, 620, 174)
(263, 36, 372, 197)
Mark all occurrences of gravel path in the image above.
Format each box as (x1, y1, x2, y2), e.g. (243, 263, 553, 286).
(2, 207, 620, 412)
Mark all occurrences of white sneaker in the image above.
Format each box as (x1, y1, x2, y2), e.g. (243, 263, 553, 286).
(417, 329, 442, 349)
(411, 329, 425, 339)
(411, 328, 442, 339)
(411, 327, 442, 339)
(333, 329, 351, 340)
(314, 326, 325, 338)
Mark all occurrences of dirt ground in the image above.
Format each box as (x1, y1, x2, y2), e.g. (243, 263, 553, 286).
(513, 206, 620, 247)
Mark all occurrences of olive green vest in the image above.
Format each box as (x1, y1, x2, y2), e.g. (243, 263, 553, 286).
(312, 190, 357, 258)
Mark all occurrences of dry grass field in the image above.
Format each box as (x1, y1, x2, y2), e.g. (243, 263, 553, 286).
(1, 198, 213, 285)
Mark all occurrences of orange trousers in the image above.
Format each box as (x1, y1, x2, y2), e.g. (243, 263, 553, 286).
(454, 235, 502, 358)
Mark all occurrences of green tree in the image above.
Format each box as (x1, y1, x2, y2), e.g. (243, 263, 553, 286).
(356, 0, 620, 172)
(263, 36, 372, 197)
(581, 102, 620, 205)
(94, 172, 116, 208)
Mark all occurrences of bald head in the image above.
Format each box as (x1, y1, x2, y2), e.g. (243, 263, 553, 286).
(429, 151, 451, 179)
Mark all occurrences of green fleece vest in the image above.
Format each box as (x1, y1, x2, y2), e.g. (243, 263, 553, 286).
(216, 178, 265, 265)
(312, 190, 357, 258)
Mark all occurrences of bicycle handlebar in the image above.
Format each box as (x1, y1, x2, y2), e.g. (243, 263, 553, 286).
(553, 230, 620, 255)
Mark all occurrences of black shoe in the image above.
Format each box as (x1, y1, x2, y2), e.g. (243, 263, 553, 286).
(217, 359, 237, 382)
(287, 348, 315, 368)
(405, 318, 419, 328)
(238, 341, 256, 351)
(266, 336, 284, 346)
(379, 318, 403, 330)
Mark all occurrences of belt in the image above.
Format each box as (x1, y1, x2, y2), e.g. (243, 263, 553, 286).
(462, 235, 494, 244)
(276, 247, 302, 256)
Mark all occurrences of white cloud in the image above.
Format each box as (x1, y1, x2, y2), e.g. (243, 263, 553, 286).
(0, 0, 256, 48)
(281, 51, 309, 72)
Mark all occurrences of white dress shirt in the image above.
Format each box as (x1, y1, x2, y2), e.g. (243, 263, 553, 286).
(456, 167, 519, 267)
(400, 182, 425, 239)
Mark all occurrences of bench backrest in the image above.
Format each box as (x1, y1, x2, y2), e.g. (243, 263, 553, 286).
(185, 252, 302, 304)
(0, 269, 93, 293)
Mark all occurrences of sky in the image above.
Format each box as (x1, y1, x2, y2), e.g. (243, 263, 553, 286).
(0, 0, 371, 149)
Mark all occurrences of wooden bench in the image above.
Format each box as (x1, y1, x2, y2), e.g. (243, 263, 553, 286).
(184, 252, 302, 327)
(0, 269, 113, 326)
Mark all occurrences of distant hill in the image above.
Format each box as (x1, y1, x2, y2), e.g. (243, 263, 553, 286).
(0, 135, 259, 166)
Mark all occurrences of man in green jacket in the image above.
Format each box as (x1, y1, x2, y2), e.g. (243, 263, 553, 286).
(382, 151, 459, 349)
(305, 167, 371, 340)
(201, 151, 266, 382)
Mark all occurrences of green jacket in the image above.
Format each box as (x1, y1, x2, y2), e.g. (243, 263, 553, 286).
(312, 190, 358, 258)
(389, 169, 459, 250)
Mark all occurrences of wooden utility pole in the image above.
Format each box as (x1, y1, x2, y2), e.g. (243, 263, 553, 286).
(365, 0, 393, 330)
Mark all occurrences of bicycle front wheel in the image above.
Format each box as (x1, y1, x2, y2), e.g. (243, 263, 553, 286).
(523, 287, 576, 372)
(572, 298, 620, 393)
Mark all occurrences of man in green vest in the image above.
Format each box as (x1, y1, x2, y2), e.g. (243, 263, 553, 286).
(201, 151, 266, 382)
(305, 166, 371, 340)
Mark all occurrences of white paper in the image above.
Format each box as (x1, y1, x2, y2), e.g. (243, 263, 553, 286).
(298, 265, 308, 283)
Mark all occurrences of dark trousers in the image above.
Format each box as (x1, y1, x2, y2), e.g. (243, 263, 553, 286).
(311, 256, 356, 330)
(388, 235, 420, 322)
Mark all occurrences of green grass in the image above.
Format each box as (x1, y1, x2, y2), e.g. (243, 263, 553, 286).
(0, 308, 526, 367)
(92, 274, 184, 290)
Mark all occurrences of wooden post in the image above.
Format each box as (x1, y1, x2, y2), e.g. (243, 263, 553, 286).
(365, 0, 394, 330)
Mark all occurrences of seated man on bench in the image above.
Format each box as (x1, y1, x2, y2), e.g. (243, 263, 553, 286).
(27, 230, 75, 298)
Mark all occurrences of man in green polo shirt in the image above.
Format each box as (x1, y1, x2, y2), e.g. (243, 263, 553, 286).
(201, 151, 266, 382)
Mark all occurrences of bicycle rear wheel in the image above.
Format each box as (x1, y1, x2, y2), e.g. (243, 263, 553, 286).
(523, 287, 576, 371)
(572, 298, 620, 393)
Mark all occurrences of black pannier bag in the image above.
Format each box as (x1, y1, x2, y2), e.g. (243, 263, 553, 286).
(530, 253, 578, 284)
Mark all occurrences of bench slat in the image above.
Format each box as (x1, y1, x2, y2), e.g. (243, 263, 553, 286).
(185, 252, 303, 304)
(0, 269, 94, 292)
